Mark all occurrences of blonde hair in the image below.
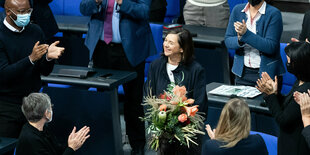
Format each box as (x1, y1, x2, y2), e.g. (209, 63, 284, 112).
(214, 98, 251, 148)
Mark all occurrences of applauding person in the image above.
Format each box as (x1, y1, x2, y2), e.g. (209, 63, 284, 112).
(294, 90, 310, 148)
(0, 0, 64, 151)
(16, 93, 90, 155)
(256, 42, 310, 154)
(225, 0, 285, 86)
(203, 98, 268, 155)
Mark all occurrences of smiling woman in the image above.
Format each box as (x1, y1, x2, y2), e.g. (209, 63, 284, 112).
(143, 28, 208, 155)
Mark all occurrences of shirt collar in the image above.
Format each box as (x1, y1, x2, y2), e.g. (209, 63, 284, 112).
(241, 2, 266, 15)
(3, 17, 25, 33)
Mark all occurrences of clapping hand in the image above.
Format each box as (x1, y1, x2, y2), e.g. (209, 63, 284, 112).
(234, 20, 247, 37)
(294, 90, 310, 117)
(256, 72, 278, 95)
(47, 41, 65, 60)
(116, 0, 122, 5)
(95, 0, 102, 4)
(29, 41, 49, 62)
(205, 124, 216, 139)
(68, 126, 90, 151)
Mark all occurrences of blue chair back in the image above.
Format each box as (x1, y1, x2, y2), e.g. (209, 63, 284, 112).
(280, 43, 297, 95)
(164, 0, 180, 23)
(64, 0, 82, 16)
(145, 23, 163, 77)
(49, 0, 64, 15)
(227, 0, 247, 13)
(49, 0, 82, 16)
(250, 131, 277, 155)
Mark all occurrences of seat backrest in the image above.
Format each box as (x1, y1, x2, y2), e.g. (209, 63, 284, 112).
(227, 0, 247, 13)
(250, 131, 277, 155)
(145, 23, 163, 77)
(64, 0, 82, 16)
(49, 0, 82, 16)
(279, 43, 297, 95)
(49, 0, 64, 15)
(164, 0, 180, 23)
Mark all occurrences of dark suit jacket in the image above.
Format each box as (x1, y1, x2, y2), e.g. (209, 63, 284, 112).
(299, 10, 310, 41)
(202, 134, 268, 155)
(80, 0, 157, 67)
(16, 123, 74, 155)
(143, 56, 208, 113)
(264, 82, 310, 155)
(0, 0, 59, 41)
(302, 125, 310, 149)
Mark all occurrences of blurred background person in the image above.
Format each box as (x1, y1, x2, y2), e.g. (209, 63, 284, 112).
(0, 0, 59, 43)
(225, 0, 285, 87)
(256, 41, 310, 155)
(16, 93, 90, 155)
(203, 98, 268, 155)
(80, 0, 156, 154)
(294, 89, 310, 148)
(183, 0, 229, 28)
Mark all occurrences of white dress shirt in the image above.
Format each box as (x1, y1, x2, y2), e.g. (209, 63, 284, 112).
(241, 2, 266, 68)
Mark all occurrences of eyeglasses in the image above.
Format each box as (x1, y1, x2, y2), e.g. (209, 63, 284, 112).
(10, 8, 33, 15)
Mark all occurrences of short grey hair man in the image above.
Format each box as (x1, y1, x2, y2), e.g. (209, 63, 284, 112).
(22, 93, 52, 123)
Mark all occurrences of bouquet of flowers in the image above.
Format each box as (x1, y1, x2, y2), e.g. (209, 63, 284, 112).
(141, 83, 205, 151)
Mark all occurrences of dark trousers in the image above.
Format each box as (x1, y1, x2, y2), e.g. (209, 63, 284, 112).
(235, 66, 283, 93)
(0, 101, 27, 155)
(93, 40, 146, 149)
(149, 8, 167, 23)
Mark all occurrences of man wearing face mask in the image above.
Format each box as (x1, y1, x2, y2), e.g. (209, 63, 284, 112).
(225, 0, 285, 88)
(0, 0, 59, 43)
(0, 0, 64, 154)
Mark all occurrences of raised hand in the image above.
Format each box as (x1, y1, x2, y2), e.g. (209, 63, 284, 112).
(205, 124, 216, 139)
(256, 72, 277, 95)
(116, 0, 122, 5)
(234, 20, 247, 36)
(294, 90, 310, 116)
(47, 41, 65, 60)
(290, 38, 300, 43)
(95, 0, 103, 4)
(68, 126, 90, 151)
(29, 41, 49, 62)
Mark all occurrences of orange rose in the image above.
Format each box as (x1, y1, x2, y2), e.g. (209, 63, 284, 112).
(182, 96, 187, 102)
(159, 93, 167, 99)
(159, 104, 167, 111)
(184, 105, 199, 117)
(170, 100, 178, 105)
(173, 86, 187, 97)
(178, 113, 188, 123)
(185, 99, 195, 105)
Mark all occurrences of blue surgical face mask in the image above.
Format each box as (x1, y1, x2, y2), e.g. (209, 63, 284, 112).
(9, 9, 31, 27)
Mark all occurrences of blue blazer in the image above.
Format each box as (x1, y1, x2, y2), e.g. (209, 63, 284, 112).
(80, 0, 157, 67)
(225, 3, 285, 78)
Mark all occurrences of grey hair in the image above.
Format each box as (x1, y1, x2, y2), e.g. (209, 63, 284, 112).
(22, 93, 52, 123)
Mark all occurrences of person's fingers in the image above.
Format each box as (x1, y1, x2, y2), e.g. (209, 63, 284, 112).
(242, 19, 246, 25)
(51, 41, 60, 47)
(291, 37, 299, 42)
(274, 76, 278, 89)
(306, 38, 309, 43)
